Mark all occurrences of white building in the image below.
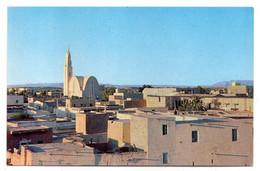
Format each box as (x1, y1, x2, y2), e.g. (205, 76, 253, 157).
(63, 48, 102, 99)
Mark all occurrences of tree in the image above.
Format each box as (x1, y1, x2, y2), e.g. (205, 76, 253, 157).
(197, 86, 205, 94)
(40, 90, 47, 97)
(10, 113, 32, 120)
(138, 85, 153, 92)
(179, 96, 204, 111)
(9, 88, 15, 95)
(71, 95, 79, 99)
(101, 87, 115, 101)
(191, 96, 203, 111)
(179, 101, 192, 111)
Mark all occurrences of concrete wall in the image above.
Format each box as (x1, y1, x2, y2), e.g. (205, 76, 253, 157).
(145, 96, 166, 108)
(63, 132, 107, 144)
(130, 115, 176, 165)
(107, 120, 130, 149)
(7, 151, 22, 165)
(146, 117, 176, 165)
(145, 95, 253, 112)
(129, 114, 252, 166)
(124, 93, 143, 100)
(7, 95, 24, 105)
(10, 120, 76, 134)
(76, 113, 108, 134)
(130, 115, 149, 151)
(66, 99, 95, 108)
(227, 85, 253, 97)
(12, 143, 148, 166)
(202, 97, 254, 112)
(143, 88, 177, 98)
(173, 118, 253, 166)
(124, 100, 146, 108)
(7, 127, 53, 151)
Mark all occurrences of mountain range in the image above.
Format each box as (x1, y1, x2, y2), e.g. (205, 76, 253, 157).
(8, 80, 253, 88)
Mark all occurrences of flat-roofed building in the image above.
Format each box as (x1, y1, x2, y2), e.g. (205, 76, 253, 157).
(66, 98, 95, 108)
(111, 112, 253, 166)
(143, 87, 199, 99)
(145, 93, 253, 112)
(7, 95, 24, 106)
(227, 83, 253, 98)
(7, 142, 147, 166)
(109, 88, 145, 108)
(7, 125, 53, 152)
(107, 119, 130, 149)
(76, 112, 108, 134)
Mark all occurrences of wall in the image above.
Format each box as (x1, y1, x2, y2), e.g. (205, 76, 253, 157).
(66, 99, 95, 108)
(146, 117, 176, 165)
(7, 127, 53, 151)
(143, 88, 177, 98)
(7, 151, 22, 165)
(130, 115, 148, 151)
(124, 93, 143, 100)
(76, 113, 108, 134)
(7, 95, 24, 106)
(227, 86, 246, 94)
(145, 95, 254, 112)
(124, 100, 146, 108)
(63, 132, 107, 144)
(202, 97, 253, 112)
(107, 120, 130, 149)
(172, 118, 253, 166)
(145, 96, 166, 108)
(16, 142, 148, 166)
(13, 120, 76, 134)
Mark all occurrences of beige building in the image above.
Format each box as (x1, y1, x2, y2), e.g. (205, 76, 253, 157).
(66, 98, 95, 108)
(145, 93, 253, 112)
(227, 82, 253, 98)
(143, 87, 199, 99)
(108, 112, 253, 166)
(47, 89, 62, 98)
(7, 142, 147, 166)
(76, 112, 108, 135)
(63, 48, 102, 99)
(108, 88, 145, 108)
(7, 95, 24, 106)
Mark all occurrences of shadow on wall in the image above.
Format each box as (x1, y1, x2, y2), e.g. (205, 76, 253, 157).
(107, 138, 118, 150)
(95, 154, 102, 165)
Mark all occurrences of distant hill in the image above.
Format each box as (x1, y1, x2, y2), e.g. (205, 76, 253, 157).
(8, 83, 63, 88)
(8, 80, 253, 88)
(211, 80, 253, 87)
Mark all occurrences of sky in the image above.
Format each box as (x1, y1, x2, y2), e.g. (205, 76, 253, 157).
(7, 7, 254, 86)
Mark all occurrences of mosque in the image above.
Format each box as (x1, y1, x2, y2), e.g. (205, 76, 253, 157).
(63, 48, 102, 99)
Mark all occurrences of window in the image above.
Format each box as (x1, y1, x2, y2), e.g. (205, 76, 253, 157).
(232, 129, 237, 141)
(16, 100, 19, 103)
(162, 124, 168, 135)
(163, 153, 168, 164)
(159, 97, 161, 102)
(192, 131, 198, 142)
(38, 141, 43, 144)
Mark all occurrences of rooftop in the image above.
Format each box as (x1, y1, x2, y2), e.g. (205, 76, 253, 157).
(26, 142, 94, 153)
(8, 125, 51, 134)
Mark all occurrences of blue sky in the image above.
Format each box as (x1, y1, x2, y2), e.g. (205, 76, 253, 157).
(7, 7, 253, 86)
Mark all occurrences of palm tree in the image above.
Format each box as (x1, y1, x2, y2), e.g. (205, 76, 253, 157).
(179, 96, 204, 111)
(191, 96, 203, 111)
(179, 101, 192, 111)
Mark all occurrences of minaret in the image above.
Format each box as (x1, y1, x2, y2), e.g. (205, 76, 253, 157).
(63, 48, 73, 96)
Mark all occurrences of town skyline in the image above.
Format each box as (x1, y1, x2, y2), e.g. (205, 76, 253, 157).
(8, 7, 253, 86)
